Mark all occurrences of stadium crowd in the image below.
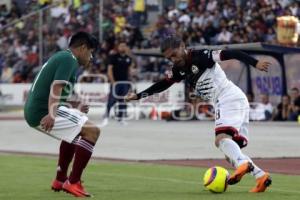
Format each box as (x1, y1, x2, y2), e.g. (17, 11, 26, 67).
(0, 0, 299, 121)
(247, 89, 300, 121)
(150, 0, 300, 47)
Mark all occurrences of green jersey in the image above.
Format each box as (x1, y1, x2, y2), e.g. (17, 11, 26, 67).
(24, 50, 79, 127)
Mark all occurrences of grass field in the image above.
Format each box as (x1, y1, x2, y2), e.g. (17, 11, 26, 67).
(0, 155, 299, 200)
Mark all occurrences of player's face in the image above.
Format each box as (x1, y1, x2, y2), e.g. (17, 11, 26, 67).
(79, 45, 94, 67)
(163, 45, 186, 68)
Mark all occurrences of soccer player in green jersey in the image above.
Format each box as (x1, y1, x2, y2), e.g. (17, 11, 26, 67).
(24, 32, 99, 197)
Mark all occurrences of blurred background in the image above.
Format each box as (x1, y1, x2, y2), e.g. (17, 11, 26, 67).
(0, 0, 300, 123)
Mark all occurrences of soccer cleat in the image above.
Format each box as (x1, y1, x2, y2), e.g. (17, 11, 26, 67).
(62, 180, 92, 197)
(227, 161, 254, 185)
(250, 173, 272, 193)
(51, 179, 64, 192)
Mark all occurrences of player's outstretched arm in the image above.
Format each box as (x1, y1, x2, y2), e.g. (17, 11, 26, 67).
(220, 50, 271, 71)
(125, 79, 174, 102)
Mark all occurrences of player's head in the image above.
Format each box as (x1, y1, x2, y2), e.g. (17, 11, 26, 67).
(69, 31, 98, 66)
(160, 36, 186, 68)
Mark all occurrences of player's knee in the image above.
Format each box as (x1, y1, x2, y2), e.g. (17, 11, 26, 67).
(214, 139, 219, 147)
(215, 133, 232, 147)
(94, 126, 101, 140)
(81, 122, 101, 143)
(215, 138, 222, 147)
(87, 126, 100, 142)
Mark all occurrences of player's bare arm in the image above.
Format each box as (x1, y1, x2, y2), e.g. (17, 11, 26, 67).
(40, 80, 65, 132)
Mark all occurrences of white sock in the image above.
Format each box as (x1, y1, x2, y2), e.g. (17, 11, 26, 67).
(219, 138, 266, 179)
(243, 155, 265, 179)
(218, 138, 248, 167)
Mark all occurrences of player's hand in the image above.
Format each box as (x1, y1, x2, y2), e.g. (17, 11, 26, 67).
(256, 61, 271, 72)
(80, 104, 89, 114)
(124, 93, 138, 102)
(40, 114, 55, 132)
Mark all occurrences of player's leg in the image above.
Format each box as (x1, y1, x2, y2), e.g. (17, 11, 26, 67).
(214, 99, 254, 185)
(244, 155, 271, 192)
(63, 120, 100, 197)
(215, 131, 254, 185)
(215, 106, 271, 192)
(38, 106, 99, 197)
(34, 107, 87, 192)
(51, 137, 79, 192)
(238, 124, 272, 192)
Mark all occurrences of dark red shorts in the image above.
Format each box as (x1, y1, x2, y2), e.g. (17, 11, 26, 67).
(215, 126, 248, 148)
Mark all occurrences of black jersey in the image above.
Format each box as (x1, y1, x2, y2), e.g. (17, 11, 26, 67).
(166, 49, 221, 88)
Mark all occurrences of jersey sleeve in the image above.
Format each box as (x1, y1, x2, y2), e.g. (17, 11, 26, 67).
(165, 67, 185, 82)
(219, 50, 258, 67)
(53, 55, 77, 83)
(194, 49, 219, 68)
(136, 78, 174, 99)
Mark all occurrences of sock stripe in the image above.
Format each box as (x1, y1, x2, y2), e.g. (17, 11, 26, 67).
(77, 140, 94, 152)
(77, 143, 93, 152)
(80, 139, 94, 147)
(72, 137, 79, 144)
(78, 140, 93, 149)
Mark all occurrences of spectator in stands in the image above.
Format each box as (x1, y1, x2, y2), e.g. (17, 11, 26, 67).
(133, 0, 146, 27)
(288, 87, 300, 121)
(260, 94, 273, 120)
(38, 0, 52, 8)
(249, 94, 273, 121)
(217, 27, 232, 44)
(1, 65, 12, 83)
(247, 92, 260, 121)
(273, 95, 291, 121)
(178, 10, 191, 27)
(114, 11, 126, 34)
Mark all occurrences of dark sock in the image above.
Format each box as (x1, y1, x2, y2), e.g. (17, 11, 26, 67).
(56, 138, 78, 182)
(69, 138, 95, 184)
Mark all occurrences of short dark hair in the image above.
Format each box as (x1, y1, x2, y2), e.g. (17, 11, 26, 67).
(69, 31, 98, 50)
(160, 36, 182, 53)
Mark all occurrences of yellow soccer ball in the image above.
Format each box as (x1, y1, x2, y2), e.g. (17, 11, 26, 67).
(203, 166, 229, 193)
